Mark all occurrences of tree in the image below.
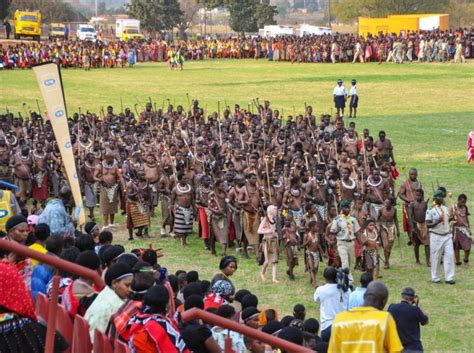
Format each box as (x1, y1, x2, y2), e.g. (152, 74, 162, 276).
(445, 0, 474, 27)
(226, 0, 257, 33)
(177, 0, 202, 39)
(226, 0, 277, 34)
(127, 0, 183, 32)
(333, 0, 449, 23)
(97, 1, 106, 15)
(1, 0, 12, 21)
(9, 0, 79, 22)
(276, 0, 290, 17)
(197, 0, 223, 10)
(254, 0, 278, 29)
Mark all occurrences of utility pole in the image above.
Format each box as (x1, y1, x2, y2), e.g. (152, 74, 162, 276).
(328, 0, 331, 28)
(303, 0, 306, 24)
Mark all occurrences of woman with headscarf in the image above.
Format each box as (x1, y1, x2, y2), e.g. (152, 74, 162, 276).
(0, 254, 68, 353)
(125, 285, 189, 353)
(258, 205, 280, 283)
(210, 255, 237, 301)
(204, 279, 234, 309)
(84, 262, 133, 341)
(106, 261, 155, 343)
(4, 215, 33, 288)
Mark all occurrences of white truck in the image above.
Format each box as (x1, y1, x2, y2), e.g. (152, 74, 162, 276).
(115, 19, 143, 41)
(76, 24, 97, 41)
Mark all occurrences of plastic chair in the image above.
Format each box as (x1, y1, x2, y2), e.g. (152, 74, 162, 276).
(36, 292, 49, 323)
(114, 340, 131, 353)
(56, 304, 73, 353)
(72, 315, 93, 353)
(94, 329, 113, 353)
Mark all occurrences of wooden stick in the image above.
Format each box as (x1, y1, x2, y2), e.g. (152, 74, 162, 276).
(217, 101, 222, 145)
(265, 157, 272, 204)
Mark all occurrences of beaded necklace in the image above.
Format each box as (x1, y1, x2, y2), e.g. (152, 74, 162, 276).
(340, 212, 353, 235)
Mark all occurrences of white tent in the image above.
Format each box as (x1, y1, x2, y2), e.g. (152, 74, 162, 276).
(259, 25, 295, 38)
(298, 24, 332, 37)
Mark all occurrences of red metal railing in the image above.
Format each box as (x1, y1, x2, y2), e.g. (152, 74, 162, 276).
(181, 308, 313, 353)
(0, 238, 104, 353)
(1, 238, 312, 353)
(0, 239, 104, 289)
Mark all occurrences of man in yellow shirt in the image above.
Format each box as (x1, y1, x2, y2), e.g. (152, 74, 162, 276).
(329, 281, 403, 353)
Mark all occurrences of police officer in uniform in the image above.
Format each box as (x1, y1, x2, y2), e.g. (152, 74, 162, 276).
(349, 79, 359, 119)
(333, 79, 347, 117)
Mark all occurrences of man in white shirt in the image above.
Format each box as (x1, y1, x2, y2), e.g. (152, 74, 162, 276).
(426, 190, 455, 284)
(314, 266, 351, 342)
(352, 40, 364, 63)
(330, 41, 337, 64)
(333, 79, 347, 117)
(348, 79, 359, 119)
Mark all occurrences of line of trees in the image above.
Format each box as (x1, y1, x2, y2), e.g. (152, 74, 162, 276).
(126, 0, 277, 35)
(4, 0, 88, 22)
(332, 0, 474, 28)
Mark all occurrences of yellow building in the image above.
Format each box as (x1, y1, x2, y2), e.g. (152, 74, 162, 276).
(358, 14, 449, 37)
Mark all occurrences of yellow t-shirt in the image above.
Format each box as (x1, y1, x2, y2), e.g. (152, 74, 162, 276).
(329, 306, 403, 353)
(28, 243, 48, 268)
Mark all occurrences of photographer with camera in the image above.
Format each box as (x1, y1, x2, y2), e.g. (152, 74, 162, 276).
(388, 287, 429, 353)
(314, 266, 351, 342)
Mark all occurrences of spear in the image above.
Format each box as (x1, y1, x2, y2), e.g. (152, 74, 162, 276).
(22, 103, 29, 117)
(136, 96, 143, 109)
(36, 99, 41, 117)
(149, 96, 154, 111)
(217, 101, 222, 145)
(265, 157, 272, 204)
(186, 93, 191, 110)
(134, 103, 139, 118)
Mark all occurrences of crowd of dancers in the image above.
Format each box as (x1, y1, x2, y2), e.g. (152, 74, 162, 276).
(0, 94, 471, 286)
(1, 28, 471, 69)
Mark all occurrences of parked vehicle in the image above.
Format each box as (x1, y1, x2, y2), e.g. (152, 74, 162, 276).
(49, 23, 66, 40)
(77, 24, 97, 41)
(115, 19, 143, 41)
(14, 10, 42, 41)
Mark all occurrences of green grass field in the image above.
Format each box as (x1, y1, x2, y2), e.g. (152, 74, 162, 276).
(2, 60, 474, 352)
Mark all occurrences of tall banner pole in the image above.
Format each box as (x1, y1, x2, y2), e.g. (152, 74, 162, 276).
(32, 63, 85, 225)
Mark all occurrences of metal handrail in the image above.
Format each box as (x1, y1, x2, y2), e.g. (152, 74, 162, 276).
(181, 308, 313, 353)
(0, 238, 104, 289)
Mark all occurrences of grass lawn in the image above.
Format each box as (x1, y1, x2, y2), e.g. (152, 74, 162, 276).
(2, 60, 474, 352)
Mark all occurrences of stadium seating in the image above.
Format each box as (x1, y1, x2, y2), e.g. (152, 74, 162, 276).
(72, 315, 93, 353)
(36, 292, 49, 323)
(56, 303, 74, 353)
